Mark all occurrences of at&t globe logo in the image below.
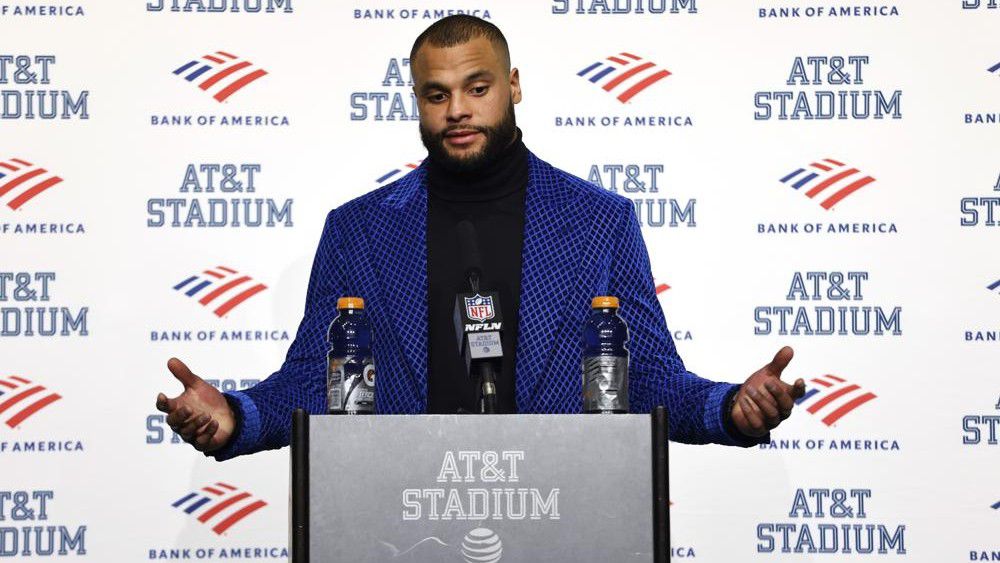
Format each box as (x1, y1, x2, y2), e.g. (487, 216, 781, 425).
(461, 527, 502, 563)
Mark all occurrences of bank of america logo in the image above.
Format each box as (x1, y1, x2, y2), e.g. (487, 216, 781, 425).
(988, 279, 1000, 293)
(779, 158, 876, 210)
(992, 500, 1000, 510)
(0, 158, 63, 210)
(576, 52, 671, 103)
(0, 376, 61, 428)
(795, 375, 876, 426)
(173, 51, 268, 103)
(171, 482, 267, 535)
(989, 62, 1000, 75)
(377, 161, 422, 185)
(173, 266, 267, 317)
(654, 279, 670, 294)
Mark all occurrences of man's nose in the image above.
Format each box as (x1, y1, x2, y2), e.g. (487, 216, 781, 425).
(446, 92, 472, 122)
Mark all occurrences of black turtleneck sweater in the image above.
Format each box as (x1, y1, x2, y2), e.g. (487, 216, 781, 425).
(426, 129, 529, 414)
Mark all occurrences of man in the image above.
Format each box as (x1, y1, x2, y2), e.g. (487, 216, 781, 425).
(156, 15, 805, 460)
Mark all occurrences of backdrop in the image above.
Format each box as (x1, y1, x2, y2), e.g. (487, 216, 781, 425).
(2, 1, 997, 561)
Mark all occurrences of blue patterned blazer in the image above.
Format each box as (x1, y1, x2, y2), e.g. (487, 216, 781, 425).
(212, 151, 749, 460)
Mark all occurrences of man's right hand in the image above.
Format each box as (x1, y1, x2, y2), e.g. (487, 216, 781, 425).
(155, 358, 236, 453)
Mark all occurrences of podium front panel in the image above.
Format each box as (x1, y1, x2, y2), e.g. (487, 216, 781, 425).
(307, 414, 654, 563)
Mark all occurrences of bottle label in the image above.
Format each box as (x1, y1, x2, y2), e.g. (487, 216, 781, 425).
(582, 356, 629, 413)
(328, 355, 375, 414)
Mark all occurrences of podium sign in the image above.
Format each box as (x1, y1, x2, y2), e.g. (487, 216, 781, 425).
(291, 410, 669, 563)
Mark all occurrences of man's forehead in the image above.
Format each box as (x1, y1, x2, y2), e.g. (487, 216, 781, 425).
(412, 37, 505, 83)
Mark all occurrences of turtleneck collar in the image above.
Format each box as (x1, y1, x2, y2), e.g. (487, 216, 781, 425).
(426, 127, 529, 202)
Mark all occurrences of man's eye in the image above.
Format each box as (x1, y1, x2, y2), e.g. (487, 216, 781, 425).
(471, 86, 488, 95)
(428, 93, 446, 102)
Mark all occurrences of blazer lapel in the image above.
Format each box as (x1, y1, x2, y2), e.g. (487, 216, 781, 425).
(364, 166, 429, 411)
(515, 153, 591, 411)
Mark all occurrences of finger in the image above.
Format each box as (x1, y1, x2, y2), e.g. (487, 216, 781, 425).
(741, 396, 767, 435)
(764, 379, 795, 418)
(193, 428, 215, 451)
(192, 420, 218, 451)
(193, 416, 216, 437)
(203, 418, 219, 436)
(155, 392, 174, 413)
(767, 346, 794, 377)
(731, 402, 749, 433)
(747, 385, 781, 428)
(179, 413, 210, 439)
(167, 357, 201, 389)
(791, 378, 806, 399)
(166, 405, 193, 428)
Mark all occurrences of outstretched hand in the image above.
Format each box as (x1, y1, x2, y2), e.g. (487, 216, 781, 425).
(731, 346, 806, 438)
(155, 358, 235, 453)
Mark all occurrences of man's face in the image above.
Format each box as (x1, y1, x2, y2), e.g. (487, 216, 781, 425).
(412, 36, 521, 173)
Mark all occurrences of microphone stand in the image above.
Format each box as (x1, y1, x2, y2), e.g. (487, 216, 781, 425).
(479, 362, 498, 415)
(467, 270, 498, 415)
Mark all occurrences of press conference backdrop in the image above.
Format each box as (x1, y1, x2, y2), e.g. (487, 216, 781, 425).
(1, 1, 997, 561)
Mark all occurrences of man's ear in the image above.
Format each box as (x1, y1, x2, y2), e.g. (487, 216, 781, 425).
(510, 67, 522, 104)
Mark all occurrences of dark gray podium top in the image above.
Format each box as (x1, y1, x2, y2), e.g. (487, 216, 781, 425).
(304, 413, 655, 563)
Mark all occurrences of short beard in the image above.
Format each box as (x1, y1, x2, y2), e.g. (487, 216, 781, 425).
(420, 98, 516, 175)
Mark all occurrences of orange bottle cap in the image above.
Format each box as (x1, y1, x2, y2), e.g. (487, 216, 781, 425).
(337, 297, 364, 310)
(591, 296, 619, 309)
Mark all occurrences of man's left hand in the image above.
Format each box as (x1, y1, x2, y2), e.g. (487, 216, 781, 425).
(731, 346, 806, 438)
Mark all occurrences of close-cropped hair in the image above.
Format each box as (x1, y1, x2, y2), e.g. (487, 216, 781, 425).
(410, 14, 511, 72)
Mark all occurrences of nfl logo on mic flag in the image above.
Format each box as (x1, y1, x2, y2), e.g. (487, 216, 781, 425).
(465, 294, 496, 322)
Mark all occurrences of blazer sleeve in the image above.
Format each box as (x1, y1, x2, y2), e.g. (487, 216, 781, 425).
(210, 210, 347, 460)
(607, 199, 761, 446)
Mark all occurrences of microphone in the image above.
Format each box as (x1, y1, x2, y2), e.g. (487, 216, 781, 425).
(453, 220, 503, 414)
(457, 220, 483, 291)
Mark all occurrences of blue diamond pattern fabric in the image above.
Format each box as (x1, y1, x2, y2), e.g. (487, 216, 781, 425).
(211, 151, 750, 461)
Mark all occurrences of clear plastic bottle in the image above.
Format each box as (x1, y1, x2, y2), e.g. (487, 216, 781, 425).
(582, 296, 629, 413)
(327, 297, 374, 414)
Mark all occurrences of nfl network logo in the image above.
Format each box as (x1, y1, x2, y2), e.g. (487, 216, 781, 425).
(465, 294, 495, 322)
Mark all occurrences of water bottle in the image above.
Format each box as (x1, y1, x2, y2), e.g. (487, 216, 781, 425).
(327, 297, 374, 414)
(582, 296, 629, 413)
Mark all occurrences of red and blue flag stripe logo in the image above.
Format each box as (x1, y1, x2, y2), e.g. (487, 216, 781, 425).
(988, 278, 1000, 293)
(795, 374, 877, 426)
(171, 482, 267, 535)
(576, 52, 671, 103)
(0, 158, 63, 210)
(0, 376, 61, 428)
(173, 266, 267, 317)
(377, 161, 422, 185)
(779, 158, 875, 210)
(173, 51, 268, 103)
(654, 278, 670, 295)
(989, 61, 1000, 75)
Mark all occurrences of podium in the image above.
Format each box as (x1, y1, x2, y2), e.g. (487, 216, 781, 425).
(290, 407, 670, 562)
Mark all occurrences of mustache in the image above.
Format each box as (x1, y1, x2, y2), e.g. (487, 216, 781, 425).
(437, 125, 489, 136)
